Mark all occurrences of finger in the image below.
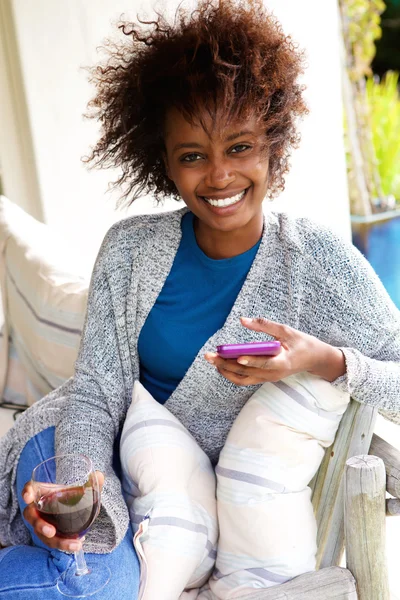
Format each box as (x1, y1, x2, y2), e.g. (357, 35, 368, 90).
(218, 366, 282, 385)
(216, 367, 264, 387)
(36, 532, 83, 553)
(51, 536, 83, 552)
(207, 353, 270, 377)
(206, 352, 285, 383)
(95, 471, 105, 491)
(240, 317, 292, 340)
(205, 354, 248, 376)
(23, 504, 83, 551)
(236, 355, 281, 370)
(22, 481, 35, 505)
(204, 352, 218, 364)
(219, 358, 282, 381)
(23, 504, 56, 539)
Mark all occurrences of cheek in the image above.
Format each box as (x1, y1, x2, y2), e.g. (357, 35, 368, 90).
(170, 166, 201, 193)
(254, 161, 270, 186)
(241, 155, 269, 182)
(245, 167, 268, 189)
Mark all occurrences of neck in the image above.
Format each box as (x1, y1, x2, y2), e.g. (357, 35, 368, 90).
(193, 212, 264, 259)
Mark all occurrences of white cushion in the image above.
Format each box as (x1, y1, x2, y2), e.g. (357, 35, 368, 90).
(0, 196, 89, 404)
(120, 381, 218, 600)
(0, 329, 42, 406)
(203, 372, 350, 599)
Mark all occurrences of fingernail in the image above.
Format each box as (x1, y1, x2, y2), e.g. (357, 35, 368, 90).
(241, 317, 252, 324)
(237, 358, 248, 365)
(42, 525, 54, 537)
(68, 543, 81, 552)
(23, 493, 30, 504)
(205, 352, 217, 364)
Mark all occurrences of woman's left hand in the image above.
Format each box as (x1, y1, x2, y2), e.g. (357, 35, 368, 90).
(204, 317, 346, 386)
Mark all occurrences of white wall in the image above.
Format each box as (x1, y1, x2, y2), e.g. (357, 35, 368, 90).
(5, 0, 349, 274)
(266, 0, 350, 238)
(0, 1, 44, 221)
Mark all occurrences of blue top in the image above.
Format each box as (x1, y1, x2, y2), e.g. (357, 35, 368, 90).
(138, 211, 261, 403)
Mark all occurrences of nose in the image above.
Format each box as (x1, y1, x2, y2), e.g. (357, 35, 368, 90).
(204, 157, 235, 189)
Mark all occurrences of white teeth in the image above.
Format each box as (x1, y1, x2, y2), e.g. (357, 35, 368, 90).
(203, 190, 246, 207)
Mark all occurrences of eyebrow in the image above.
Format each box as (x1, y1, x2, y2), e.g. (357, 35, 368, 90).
(172, 130, 256, 153)
(225, 130, 255, 142)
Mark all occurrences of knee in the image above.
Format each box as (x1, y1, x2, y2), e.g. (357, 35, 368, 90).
(86, 529, 140, 598)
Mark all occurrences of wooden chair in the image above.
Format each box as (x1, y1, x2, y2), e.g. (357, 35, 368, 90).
(239, 401, 400, 600)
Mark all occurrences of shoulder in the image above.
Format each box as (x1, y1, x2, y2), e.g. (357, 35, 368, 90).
(270, 211, 361, 275)
(104, 206, 185, 248)
(97, 206, 186, 268)
(269, 211, 396, 311)
(271, 211, 348, 253)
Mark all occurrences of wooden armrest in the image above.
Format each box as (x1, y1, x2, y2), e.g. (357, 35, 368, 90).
(234, 567, 357, 599)
(387, 498, 400, 516)
(370, 434, 400, 498)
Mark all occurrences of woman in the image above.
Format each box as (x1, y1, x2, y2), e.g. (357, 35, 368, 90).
(1, 0, 400, 598)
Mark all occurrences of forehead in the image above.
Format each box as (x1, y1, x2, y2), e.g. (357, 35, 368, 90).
(164, 106, 264, 143)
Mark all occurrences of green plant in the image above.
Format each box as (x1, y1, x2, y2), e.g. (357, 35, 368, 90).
(342, 0, 386, 80)
(366, 71, 400, 201)
(340, 0, 390, 214)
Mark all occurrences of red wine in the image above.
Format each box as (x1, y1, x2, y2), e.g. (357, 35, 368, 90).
(37, 486, 99, 539)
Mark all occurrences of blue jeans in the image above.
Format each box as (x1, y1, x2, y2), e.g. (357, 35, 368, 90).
(0, 427, 140, 599)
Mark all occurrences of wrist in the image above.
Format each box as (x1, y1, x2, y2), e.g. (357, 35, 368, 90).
(308, 342, 346, 382)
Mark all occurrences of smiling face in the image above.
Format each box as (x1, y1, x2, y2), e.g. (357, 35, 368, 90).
(163, 107, 270, 257)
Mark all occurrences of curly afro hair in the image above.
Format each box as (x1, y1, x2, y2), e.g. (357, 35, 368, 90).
(84, 0, 308, 206)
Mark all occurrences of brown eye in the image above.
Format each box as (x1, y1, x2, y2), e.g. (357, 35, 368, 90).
(230, 144, 252, 154)
(180, 153, 202, 163)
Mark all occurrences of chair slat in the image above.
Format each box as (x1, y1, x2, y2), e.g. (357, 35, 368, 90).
(235, 566, 357, 600)
(370, 434, 400, 498)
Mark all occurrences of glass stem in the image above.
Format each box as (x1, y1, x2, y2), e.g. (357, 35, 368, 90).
(74, 548, 90, 576)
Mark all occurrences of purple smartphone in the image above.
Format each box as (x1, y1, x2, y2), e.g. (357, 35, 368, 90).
(216, 341, 281, 359)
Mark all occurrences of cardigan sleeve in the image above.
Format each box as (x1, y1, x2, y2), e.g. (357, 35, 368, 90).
(313, 230, 400, 421)
(55, 224, 131, 551)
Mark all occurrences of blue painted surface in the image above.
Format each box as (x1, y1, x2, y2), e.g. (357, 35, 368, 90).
(352, 216, 400, 309)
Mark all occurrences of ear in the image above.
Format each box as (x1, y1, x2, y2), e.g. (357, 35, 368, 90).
(162, 151, 173, 181)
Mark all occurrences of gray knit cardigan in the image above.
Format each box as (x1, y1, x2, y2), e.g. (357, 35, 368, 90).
(1, 206, 400, 553)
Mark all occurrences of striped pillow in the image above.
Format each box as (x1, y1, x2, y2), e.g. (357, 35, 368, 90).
(0, 329, 43, 406)
(120, 381, 218, 600)
(0, 195, 89, 405)
(204, 372, 350, 599)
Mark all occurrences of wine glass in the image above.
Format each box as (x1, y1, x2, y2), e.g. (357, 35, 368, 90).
(31, 454, 111, 597)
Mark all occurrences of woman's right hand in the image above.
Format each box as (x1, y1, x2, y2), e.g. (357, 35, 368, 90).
(22, 471, 105, 552)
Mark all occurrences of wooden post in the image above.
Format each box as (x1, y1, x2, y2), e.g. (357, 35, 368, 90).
(311, 402, 376, 569)
(344, 455, 389, 600)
